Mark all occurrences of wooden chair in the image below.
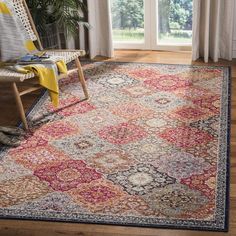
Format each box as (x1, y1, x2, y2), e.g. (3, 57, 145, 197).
(0, 0, 89, 130)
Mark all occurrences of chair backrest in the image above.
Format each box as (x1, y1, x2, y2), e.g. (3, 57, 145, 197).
(12, 0, 43, 50)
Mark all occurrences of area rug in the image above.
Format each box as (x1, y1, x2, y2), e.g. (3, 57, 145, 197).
(0, 62, 231, 231)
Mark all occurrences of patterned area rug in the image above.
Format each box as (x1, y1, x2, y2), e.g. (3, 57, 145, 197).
(0, 62, 230, 231)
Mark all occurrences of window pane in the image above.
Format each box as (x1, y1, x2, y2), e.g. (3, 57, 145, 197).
(158, 0, 192, 44)
(111, 0, 144, 42)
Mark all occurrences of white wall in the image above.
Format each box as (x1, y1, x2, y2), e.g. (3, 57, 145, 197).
(233, 3, 236, 58)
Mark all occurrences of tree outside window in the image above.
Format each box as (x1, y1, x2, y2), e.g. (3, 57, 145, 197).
(111, 0, 192, 44)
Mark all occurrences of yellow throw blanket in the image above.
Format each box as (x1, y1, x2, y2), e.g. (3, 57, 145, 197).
(20, 60, 67, 107)
(0, 0, 67, 107)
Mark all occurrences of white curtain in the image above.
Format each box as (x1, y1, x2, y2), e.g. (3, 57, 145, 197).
(192, 0, 235, 63)
(87, 0, 114, 59)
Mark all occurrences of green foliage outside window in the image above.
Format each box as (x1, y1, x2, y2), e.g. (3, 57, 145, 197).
(112, 0, 144, 30)
(112, 0, 193, 42)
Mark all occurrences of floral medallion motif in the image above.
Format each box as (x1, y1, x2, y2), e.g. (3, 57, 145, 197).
(59, 71, 82, 86)
(10, 145, 70, 171)
(94, 195, 155, 216)
(91, 90, 128, 108)
(48, 97, 96, 117)
(177, 68, 223, 82)
(8, 134, 48, 155)
(110, 103, 154, 120)
(107, 164, 176, 196)
(169, 106, 213, 123)
(62, 81, 102, 98)
(127, 68, 161, 80)
(139, 91, 189, 113)
(124, 137, 179, 163)
(190, 116, 220, 137)
(34, 120, 80, 141)
(185, 141, 219, 165)
(193, 95, 221, 115)
(180, 202, 215, 220)
(0, 176, 52, 207)
(0, 62, 229, 231)
(83, 62, 119, 78)
(195, 77, 223, 94)
(143, 184, 209, 218)
(144, 75, 191, 91)
(94, 73, 138, 88)
(51, 134, 109, 160)
(133, 112, 183, 134)
(68, 180, 126, 212)
(181, 167, 217, 200)
(122, 85, 154, 98)
(34, 160, 102, 191)
(0, 159, 32, 182)
(173, 86, 215, 101)
(89, 149, 136, 174)
(159, 126, 214, 149)
(98, 123, 147, 145)
(152, 151, 211, 180)
(71, 109, 125, 134)
(16, 192, 89, 213)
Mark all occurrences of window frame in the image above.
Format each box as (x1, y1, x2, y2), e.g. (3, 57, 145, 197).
(112, 0, 192, 51)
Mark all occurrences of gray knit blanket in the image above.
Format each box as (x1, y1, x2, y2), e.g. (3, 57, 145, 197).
(0, 0, 37, 62)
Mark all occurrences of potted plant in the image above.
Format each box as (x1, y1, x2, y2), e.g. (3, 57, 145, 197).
(26, 0, 88, 49)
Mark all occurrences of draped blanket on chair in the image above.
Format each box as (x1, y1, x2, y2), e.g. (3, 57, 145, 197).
(0, 0, 67, 107)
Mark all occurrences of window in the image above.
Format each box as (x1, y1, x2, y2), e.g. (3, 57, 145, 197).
(158, 0, 192, 45)
(111, 0, 144, 43)
(111, 0, 193, 50)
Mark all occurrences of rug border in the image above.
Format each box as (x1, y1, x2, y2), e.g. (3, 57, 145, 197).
(0, 62, 232, 232)
(224, 65, 231, 232)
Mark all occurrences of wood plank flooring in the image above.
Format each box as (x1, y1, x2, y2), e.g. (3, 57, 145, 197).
(0, 50, 235, 236)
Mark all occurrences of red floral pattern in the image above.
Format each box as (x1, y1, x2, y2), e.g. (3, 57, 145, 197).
(170, 106, 213, 123)
(8, 134, 48, 155)
(98, 123, 147, 144)
(48, 97, 96, 117)
(68, 180, 126, 212)
(159, 126, 214, 148)
(89, 149, 136, 174)
(181, 167, 217, 200)
(111, 103, 154, 120)
(193, 95, 221, 114)
(10, 145, 70, 170)
(144, 75, 192, 91)
(128, 68, 161, 80)
(34, 120, 80, 140)
(34, 160, 102, 191)
(173, 86, 214, 101)
(0, 62, 229, 231)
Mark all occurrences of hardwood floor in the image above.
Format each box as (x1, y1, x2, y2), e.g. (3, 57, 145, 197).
(0, 50, 235, 236)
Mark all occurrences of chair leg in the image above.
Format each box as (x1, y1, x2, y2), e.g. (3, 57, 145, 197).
(11, 82, 29, 130)
(75, 58, 89, 99)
